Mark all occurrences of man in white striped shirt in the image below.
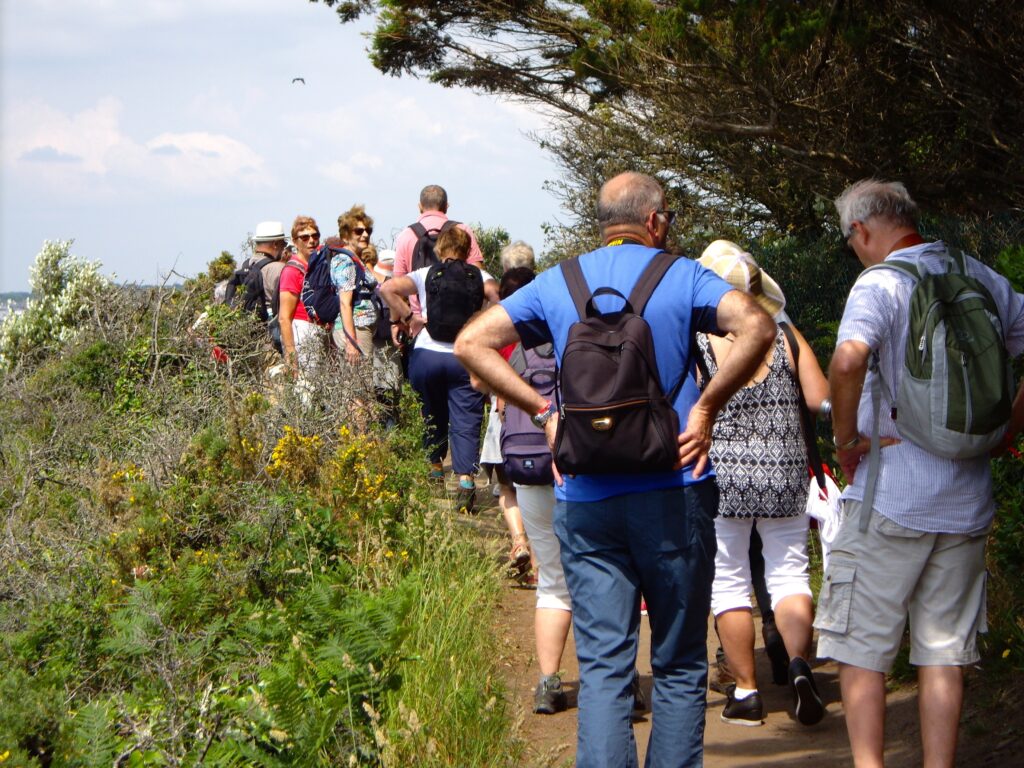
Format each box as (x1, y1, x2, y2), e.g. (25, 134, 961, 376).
(817, 179, 1024, 768)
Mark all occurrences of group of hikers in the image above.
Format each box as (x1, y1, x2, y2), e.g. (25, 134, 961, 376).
(221, 176, 1024, 768)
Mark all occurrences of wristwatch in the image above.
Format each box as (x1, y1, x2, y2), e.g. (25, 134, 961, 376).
(531, 401, 556, 429)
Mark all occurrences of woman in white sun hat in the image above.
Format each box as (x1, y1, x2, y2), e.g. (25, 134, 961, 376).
(695, 239, 830, 728)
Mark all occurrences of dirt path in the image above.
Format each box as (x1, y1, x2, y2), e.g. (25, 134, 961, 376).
(458, 502, 1017, 768)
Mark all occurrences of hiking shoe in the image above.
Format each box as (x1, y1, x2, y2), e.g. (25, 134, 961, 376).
(632, 669, 646, 712)
(509, 541, 531, 573)
(455, 482, 477, 514)
(533, 675, 567, 715)
(789, 657, 824, 725)
(721, 685, 764, 726)
(428, 464, 445, 483)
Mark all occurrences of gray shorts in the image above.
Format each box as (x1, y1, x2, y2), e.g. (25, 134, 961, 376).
(815, 501, 988, 673)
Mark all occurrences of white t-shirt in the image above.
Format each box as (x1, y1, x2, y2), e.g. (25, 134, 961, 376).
(407, 264, 495, 353)
(837, 240, 1024, 534)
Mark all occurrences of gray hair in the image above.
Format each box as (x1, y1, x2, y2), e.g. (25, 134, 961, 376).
(500, 240, 535, 271)
(419, 184, 448, 211)
(835, 179, 919, 237)
(597, 172, 664, 231)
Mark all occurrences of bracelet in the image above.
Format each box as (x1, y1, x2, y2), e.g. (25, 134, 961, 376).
(834, 435, 859, 450)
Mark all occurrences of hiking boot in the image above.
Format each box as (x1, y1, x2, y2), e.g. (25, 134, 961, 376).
(533, 674, 567, 714)
(631, 670, 646, 712)
(455, 482, 476, 514)
(428, 463, 445, 484)
(789, 657, 825, 725)
(721, 685, 765, 726)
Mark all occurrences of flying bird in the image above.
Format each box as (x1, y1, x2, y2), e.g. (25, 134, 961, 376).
(292, 77, 305, 85)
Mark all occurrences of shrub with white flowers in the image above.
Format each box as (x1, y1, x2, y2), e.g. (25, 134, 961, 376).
(0, 239, 111, 371)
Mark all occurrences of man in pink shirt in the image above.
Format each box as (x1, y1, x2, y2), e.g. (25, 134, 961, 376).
(393, 185, 484, 322)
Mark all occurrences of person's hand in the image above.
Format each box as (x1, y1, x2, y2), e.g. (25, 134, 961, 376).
(835, 435, 900, 482)
(676, 405, 714, 478)
(409, 314, 425, 337)
(391, 323, 404, 347)
(345, 342, 361, 366)
(544, 413, 564, 487)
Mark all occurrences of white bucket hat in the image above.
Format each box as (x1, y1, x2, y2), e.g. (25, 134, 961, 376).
(698, 239, 786, 318)
(254, 221, 286, 243)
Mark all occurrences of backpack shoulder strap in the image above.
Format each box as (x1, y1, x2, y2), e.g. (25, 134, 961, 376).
(628, 251, 682, 316)
(285, 258, 307, 275)
(946, 247, 968, 273)
(867, 259, 920, 281)
(410, 222, 427, 238)
(252, 256, 274, 272)
(559, 258, 591, 321)
(440, 219, 459, 234)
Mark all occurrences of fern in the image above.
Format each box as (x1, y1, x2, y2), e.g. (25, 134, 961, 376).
(61, 701, 121, 768)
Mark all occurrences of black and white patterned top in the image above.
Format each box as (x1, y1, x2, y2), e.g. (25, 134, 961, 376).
(697, 328, 806, 519)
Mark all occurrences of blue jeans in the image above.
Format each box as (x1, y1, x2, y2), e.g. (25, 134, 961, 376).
(408, 347, 485, 475)
(555, 483, 718, 768)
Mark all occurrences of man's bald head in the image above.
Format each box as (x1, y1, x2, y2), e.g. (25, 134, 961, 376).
(598, 172, 664, 232)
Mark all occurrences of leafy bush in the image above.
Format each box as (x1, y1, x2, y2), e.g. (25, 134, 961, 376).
(0, 250, 520, 766)
(0, 240, 112, 371)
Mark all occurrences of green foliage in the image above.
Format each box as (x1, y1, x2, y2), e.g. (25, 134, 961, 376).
(469, 222, 511, 279)
(209, 251, 238, 283)
(0, 270, 521, 766)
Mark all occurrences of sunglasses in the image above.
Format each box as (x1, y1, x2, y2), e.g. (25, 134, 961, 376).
(353, 227, 373, 236)
(296, 232, 320, 242)
(656, 209, 677, 226)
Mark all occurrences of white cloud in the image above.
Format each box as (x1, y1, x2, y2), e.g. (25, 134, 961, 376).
(3, 98, 268, 195)
(141, 132, 268, 190)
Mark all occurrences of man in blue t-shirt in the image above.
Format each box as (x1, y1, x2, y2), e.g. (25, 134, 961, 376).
(455, 171, 775, 767)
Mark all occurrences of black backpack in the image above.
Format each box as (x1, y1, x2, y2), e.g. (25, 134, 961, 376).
(300, 244, 351, 326)
(424, 260, 485, 343)
(554, 252, 684, 475)
(225, 256, 275, 321)
(501, 343, 557, 485)
(410, 220, 459, 271)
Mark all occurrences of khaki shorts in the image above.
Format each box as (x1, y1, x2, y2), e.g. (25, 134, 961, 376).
(815, 501, 988, 673)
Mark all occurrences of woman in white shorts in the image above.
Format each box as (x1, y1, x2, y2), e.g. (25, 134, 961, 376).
(696, 241, 829, 727)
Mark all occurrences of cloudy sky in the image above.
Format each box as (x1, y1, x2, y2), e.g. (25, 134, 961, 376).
(0, 0, 566, 292)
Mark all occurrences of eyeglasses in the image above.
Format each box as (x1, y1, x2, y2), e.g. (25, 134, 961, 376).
(296, 232, 320, 242)
(353, 227, 373, 236)
(656, 209, 677, 226)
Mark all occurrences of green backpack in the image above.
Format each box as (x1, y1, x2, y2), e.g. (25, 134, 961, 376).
(867, 248, 1012, 459)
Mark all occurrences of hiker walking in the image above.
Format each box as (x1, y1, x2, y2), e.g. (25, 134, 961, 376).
(279, 216, 327, 377)
(820, 179, 1024, 767)
(455, 171, 776, 767)
(382, 226, 499, 512)
(695, 240, 829, 728)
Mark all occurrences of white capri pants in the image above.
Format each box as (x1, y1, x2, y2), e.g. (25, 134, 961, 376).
(515, 484, 572, 612)
(711, 514, 812, 616)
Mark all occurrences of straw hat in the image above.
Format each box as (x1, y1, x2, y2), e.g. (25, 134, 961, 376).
(373, 249, 396, 282)
(698, 240, 785, 317)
